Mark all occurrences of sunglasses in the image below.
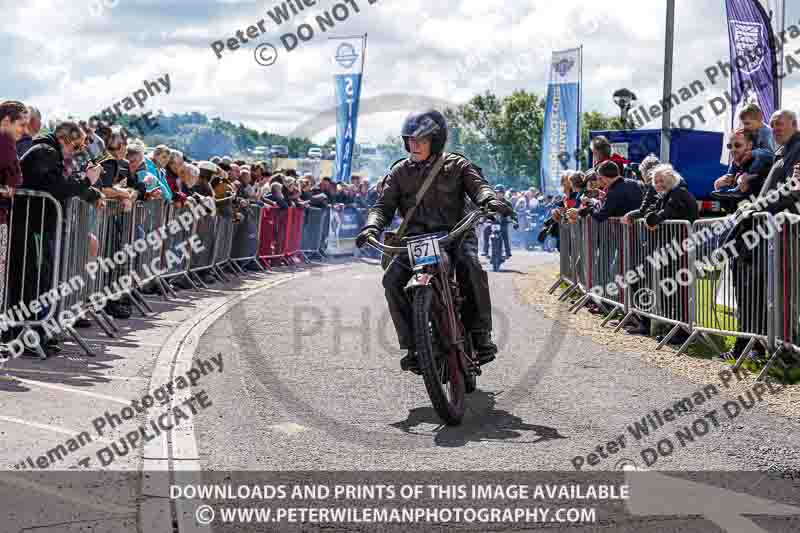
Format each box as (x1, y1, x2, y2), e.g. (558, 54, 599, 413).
(726, 143, 746, 149)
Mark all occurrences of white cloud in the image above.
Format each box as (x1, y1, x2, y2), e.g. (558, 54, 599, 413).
(2, 0, 799, 145)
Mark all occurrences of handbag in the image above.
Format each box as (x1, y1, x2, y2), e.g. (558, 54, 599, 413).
(381, 153, 448, 270)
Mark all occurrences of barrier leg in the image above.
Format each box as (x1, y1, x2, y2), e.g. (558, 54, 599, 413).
(181, 272, 199, 290)
(676, 329, 699, 356)
(613, 311, 636, 333)
(213, 265, 229, 282)
(130, 288, 152, 315)
(88, 309, 116, 338)
(756, 348, 785, 382)
(732, 337, 757, 371)
(548, 277, 563, 294)
(97, 309, 121, 333)
(655, 324, 682, 351)
(190, 271, 208, 289)
(600, 308, 619, 328)
(570, 294, 590, 314)
(22, 328, 48, 360)
(64, 326, 95, 357)
(558, 283, 580, 302)
(158, 277, 177, 300)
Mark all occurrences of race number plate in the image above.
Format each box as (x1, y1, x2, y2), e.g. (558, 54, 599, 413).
(408, 235, 441, 267)
(491, 224, 501, 231)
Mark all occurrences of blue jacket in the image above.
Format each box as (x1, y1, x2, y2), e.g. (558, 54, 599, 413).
(589, 178, 643, 223)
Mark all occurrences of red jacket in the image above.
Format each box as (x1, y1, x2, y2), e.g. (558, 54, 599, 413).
(0, 132, 23, 188)
(596, 153, 629, 176)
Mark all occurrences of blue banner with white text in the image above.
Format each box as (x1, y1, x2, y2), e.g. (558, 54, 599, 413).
(540, 48, 581, 196)
(331, 36, 366, 183)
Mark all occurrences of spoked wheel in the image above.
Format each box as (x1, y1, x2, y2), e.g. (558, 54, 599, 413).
(413, 286, 465, 425)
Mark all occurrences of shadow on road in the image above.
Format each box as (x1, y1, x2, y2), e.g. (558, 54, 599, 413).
(390, 390, 567, 448)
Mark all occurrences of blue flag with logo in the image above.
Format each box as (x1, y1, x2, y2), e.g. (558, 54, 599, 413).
(331, 36, 366, 183)
(725, 0, 779, 128)
(540, 48, 582, 195)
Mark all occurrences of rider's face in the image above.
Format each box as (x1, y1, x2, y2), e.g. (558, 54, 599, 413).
(408, 136, 432, 162)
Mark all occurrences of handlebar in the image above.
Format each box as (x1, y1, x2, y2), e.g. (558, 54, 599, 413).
(366, 207, 511, 253)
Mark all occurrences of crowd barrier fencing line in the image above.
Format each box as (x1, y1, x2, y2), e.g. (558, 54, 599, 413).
(613, 219, 705, 354)
(300, 206, 329, 262)
(160, 204, 201, 290)
(2, 190, 64, 359)
(548, 222, 579, 300)
(0, 196, 335, 362)
(554, 212, 796, 380)
(229, 203, 268, 274)
(60, 198, 117, 355)
(257, 207, 290, 268)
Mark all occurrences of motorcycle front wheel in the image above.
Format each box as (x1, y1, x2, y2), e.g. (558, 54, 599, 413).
(413, 286, 465, 425)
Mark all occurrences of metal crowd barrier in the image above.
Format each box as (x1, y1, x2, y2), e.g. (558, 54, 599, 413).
(257, 207, 289, 267)
(771, 212, 800, 379)
(553, 211, 800, 380)
(548, 221, 578, 299)
(300, 207, 329, 260)
(0, 194, 333, 363)
(230, 203, 266, 273)
(284, 207, 307, 266)
(189, 208, 220, 285)
(614, 220, 698, 352)
(1, 190, 63, 360)
(160, 204, 200, 290)
(570, 218, 628, 317)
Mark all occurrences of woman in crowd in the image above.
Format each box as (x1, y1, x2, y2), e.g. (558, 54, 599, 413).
(622, 154, 661, 225)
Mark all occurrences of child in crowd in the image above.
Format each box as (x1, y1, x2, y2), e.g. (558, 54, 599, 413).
(738, 103, 775, 153)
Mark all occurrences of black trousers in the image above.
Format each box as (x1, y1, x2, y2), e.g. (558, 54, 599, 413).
(382, 232, 492, 349)
(731, 258, 767, 354)
(483, 224, 511, 257)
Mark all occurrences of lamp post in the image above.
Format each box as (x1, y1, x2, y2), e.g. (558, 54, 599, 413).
(613, 88, 638, 128)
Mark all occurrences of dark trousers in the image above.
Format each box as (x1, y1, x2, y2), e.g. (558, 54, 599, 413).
(382, 232, 492, 349)
(732, 258, 767, 354)
(483, 224, 511, 257)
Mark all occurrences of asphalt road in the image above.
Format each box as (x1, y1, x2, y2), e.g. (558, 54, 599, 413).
(193, 252, 799, 472)
(188, 251, 800, 531)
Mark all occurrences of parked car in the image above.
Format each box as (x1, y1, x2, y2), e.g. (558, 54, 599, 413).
(307, 146, 322, 159)
(270, 145, 289, 158)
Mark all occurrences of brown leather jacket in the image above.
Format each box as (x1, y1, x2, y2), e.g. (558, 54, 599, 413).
(364, 152, 495, 235)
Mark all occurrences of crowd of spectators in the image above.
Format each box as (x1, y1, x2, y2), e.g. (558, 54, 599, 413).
(548, 102, 800, 368)
(0, 100, 387, 357)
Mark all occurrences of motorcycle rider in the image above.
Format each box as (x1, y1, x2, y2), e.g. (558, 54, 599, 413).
(481, 184, 513, 259)
(355, 110, 514, 372)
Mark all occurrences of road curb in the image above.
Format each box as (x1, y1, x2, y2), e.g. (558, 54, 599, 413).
(140, 264, 351, 533)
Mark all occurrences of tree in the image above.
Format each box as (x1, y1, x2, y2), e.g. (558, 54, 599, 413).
(443, 90, 545, 190)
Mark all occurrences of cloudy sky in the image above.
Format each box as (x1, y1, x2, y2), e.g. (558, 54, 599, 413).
(2, 0, 799, 144)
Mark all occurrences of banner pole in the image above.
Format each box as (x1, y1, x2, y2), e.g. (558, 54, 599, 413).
(660, 0, 676, 163)
(578, 45, 583, 171)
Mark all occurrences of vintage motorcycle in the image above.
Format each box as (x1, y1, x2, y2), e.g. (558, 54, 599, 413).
(366, 207, 502, 425)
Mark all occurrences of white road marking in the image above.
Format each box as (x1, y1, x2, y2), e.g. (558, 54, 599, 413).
(4, 376, 130, 404)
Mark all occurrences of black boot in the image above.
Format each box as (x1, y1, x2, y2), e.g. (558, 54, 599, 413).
(400, 349, 420, 374)
(472, 331, 498, 366)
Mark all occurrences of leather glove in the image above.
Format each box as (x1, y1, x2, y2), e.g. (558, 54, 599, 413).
(485, 198, 514, 216)
(356, 227, 380, 249)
